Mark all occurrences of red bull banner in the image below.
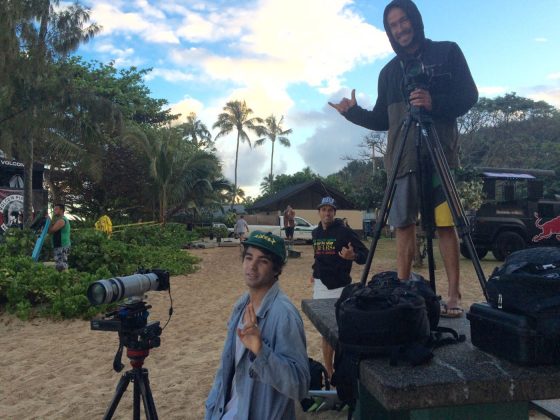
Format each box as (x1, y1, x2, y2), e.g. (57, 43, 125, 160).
(0, 189, 24, 231)
(533, 212, 560, 243)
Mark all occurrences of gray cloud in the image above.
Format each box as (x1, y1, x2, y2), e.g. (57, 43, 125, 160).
(297, 92, 375, 176)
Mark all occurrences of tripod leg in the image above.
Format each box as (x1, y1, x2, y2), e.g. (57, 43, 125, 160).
(137, 368, 159, 420)
(416, 132, 437, 291)
(103, 371, 133, 420)
(133, 371, 141, 420)
(419, 122, 489, 300)
(360, 114, 415, 285)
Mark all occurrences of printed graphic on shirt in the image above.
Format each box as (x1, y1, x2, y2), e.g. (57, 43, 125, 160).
(313, 238, 337, 255)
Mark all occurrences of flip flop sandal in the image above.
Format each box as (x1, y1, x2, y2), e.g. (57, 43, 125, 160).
(440, 302, 464, 318)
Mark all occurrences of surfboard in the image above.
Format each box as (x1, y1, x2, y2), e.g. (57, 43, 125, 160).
(32, 217, 50, 262)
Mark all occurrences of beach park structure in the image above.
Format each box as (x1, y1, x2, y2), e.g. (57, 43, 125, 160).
(246, 179, 365, 234)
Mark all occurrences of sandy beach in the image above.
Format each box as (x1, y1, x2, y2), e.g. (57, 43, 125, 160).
(1, 240, 495, 419)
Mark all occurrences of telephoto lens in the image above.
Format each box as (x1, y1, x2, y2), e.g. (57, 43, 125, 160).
(87, 271, 169, 305)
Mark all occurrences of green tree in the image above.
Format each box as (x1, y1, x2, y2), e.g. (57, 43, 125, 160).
(1, 0, 100, 224)
(213, 100, 262, 207)
(254, 115, 292, 182)
(459, 93, 560, 191)
(40, 59, 177, 219)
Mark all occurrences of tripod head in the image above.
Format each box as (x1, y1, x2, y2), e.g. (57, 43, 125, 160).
(91, 300, 162, 372)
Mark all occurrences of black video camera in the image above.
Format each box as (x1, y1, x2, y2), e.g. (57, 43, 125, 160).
(403, 57, 449, 96)
(88, 269, 171, 372)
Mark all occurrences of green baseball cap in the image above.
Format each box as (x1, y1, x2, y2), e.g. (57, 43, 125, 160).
(243, 230, 286, 262)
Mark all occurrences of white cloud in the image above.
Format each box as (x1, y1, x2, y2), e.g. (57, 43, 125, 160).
(92, 42, 142, 67)
(176, 9, 247, 43)
(527, 87, 560, 109)
(168, 96, 205, 124)
(297, 89, 373, 175)
(534, 37, 548, 43)
(170, 0, 391, 91)
(89, 2, 179, 44)
(145, 68, 195, 83)
(547, 72, 560, 81)
(478, 86, 507, 97)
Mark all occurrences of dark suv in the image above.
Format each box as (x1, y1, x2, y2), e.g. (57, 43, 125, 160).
(460, 168, 560, 261)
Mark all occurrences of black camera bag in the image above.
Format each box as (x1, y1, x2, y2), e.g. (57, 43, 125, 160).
(332, 272, 466, 412)
(487, 247, 560, 335)
(335, 282, 431, 355)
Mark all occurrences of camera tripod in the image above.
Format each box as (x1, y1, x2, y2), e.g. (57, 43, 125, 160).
(359, 105, 489, 301)
(103, 346, 158, 420)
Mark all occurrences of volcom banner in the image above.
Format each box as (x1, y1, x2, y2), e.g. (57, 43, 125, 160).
(0, 189, 24, 231)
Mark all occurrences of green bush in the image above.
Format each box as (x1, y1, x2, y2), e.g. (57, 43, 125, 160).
(0, 222, 200, 320)
(70, 229, 199, 276)
(0, 255, 109, 319)
(194, 226, 229, 239)
(112, 223, 198, 248)
(0, 228, 36, 257)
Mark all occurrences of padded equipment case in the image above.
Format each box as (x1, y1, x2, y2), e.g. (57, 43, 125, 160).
(468, 302, 560, 365)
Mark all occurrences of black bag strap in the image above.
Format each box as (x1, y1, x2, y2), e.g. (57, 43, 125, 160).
(430, 326, 466, 349)
(389, 343, 433, 366)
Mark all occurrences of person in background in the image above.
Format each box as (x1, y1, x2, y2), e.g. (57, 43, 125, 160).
(283, 204, 296, 241)
(311, 196, 368, 379)
(48, 203, 71, 271)
(234, 214, 249, 241)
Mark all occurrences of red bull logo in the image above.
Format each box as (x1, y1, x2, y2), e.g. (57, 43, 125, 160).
(533, 212, 560, 242)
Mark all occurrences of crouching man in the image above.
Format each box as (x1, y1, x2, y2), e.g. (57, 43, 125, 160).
(206, 231, 310, 419)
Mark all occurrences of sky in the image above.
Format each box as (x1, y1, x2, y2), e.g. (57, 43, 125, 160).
(77, 0, 560, 198)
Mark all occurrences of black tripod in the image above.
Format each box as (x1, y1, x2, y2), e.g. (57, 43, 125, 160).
(103, 346, 158, 420)
(359, 105, 489, 301)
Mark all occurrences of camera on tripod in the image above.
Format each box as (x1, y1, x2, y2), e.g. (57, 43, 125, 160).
(403, 57, 448, 95)
(87, 268, 170, 365)
(87, 269, 171, 420)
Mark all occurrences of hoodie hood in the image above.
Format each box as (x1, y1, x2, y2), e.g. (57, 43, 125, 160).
(383, 0, 425, 56)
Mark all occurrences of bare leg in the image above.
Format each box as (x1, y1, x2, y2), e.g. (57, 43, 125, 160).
(437, 226, 461, 308)
(396, 224, 416, 281)
(322, 337, 334, 380)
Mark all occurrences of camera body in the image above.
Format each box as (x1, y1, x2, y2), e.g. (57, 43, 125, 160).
(403, 57, 449, 96)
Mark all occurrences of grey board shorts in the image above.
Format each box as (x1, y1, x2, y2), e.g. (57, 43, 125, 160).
(388, 173, 418, 228)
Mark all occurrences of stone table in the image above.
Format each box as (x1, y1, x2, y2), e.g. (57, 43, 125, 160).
(302, 298, 560, 419)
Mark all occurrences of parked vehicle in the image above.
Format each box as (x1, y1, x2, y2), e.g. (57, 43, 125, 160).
(224, 216, 317, 242)
(461, 168, 560, 261)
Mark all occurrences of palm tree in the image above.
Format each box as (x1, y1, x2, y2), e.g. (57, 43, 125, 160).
(213, 100, 262, 208)
(255, 114, 292, 182)
(178, 113, 214, 150)
(259, 174, 274, 195)
(128, 125, 225, 223)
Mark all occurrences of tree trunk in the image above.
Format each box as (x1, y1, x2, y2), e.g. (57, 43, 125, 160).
(22, 118, 34, 227)
(233, 132, 240, 209)
(270, 140, 275, 182)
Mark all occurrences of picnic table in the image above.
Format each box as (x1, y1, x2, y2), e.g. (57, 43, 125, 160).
(302, 298, 560, 420)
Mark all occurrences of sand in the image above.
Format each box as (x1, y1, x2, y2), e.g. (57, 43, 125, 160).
(0, 240, 494, 419)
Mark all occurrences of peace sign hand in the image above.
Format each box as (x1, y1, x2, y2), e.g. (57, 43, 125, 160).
(237, 301, 262, 355)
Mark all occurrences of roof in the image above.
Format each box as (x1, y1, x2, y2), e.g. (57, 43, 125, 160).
(249, 179, 356, 211)
(476, 167, 555, 179)
(482, 172, 535, 180)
